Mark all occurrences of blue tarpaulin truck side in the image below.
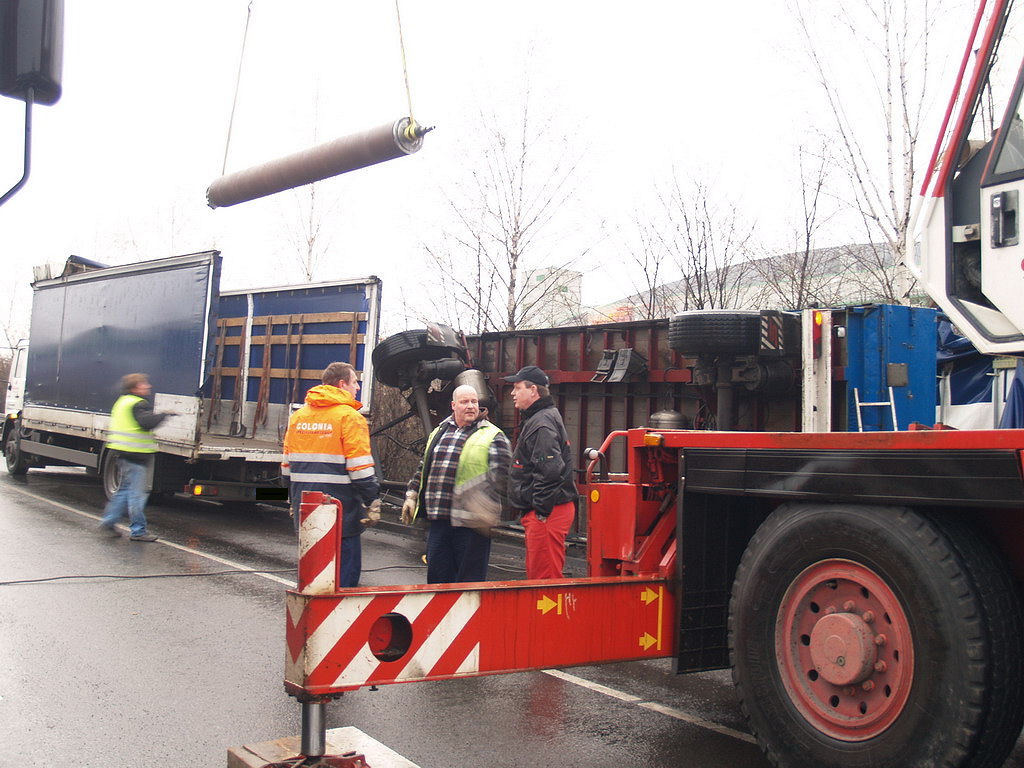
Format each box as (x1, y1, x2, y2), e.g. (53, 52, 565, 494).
(1, 251, 381, 502)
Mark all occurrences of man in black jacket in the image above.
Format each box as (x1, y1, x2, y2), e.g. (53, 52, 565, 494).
(504, 366, 577, 579)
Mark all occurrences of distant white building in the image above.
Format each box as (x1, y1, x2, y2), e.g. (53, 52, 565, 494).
(586, 243, 928, 323)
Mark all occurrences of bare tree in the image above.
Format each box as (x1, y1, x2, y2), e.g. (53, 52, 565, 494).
(791, 0, 951, 303)
(619, 214, 678, 321)
(656, 175, 757, 311)
(280, 91, 340, 283)
(0, 289, 27, 352)
(283, 180, 338, 282)
(423, 79, 589, 332)
(424, 231, 500, 335)
(90, 193, 215, 267)
(834, 240, 903, 304)
(751, 143, 850, 309)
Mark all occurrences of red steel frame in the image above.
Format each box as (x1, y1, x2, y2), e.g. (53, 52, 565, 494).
(921, 0, 1010, 198)
(285, 576, 675, 697)
(286, 426, 1024, 703)
(286, 489, 677, 700)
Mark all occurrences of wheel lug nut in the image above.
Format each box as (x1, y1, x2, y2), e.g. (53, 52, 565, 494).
(843, 600, 856, 612)
(874, 634, 887, 646)
(825, 605, 837, 615)
(844, 686, 856, 696)
(862, 680, 875, 692)
(862, 611, 874, 623)
(874, 660, 887, 673)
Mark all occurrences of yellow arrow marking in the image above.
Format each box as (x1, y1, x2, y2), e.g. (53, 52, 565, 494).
(638, 585, 665, 652)
(537, 594, 558, 615)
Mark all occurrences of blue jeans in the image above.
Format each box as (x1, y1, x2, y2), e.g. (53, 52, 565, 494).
(340, 535, 361, 588)
(426, 518, 492, 584)
(101, 456, 151, 536)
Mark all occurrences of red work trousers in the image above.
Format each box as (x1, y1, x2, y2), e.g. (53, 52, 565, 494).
(521, 501, 576, 579)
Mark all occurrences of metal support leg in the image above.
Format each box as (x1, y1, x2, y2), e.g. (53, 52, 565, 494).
(412, 386, 433, 436)
(301, 699, 327, 758)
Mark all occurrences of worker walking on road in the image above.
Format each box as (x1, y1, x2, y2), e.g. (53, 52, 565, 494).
(282, 362, 380, 587)
(504, 366, 578, 579)
(99, 373, 171, 542)
(402, 383, 511, 583)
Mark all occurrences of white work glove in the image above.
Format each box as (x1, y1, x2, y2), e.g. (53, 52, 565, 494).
(361, 498, 381, 526)
(401, 490, 417, 525)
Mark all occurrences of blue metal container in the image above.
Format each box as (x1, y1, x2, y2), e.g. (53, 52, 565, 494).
(843, 305, 938, 431)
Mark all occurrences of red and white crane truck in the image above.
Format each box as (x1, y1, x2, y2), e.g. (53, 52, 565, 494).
(284, 2, 1024, 766)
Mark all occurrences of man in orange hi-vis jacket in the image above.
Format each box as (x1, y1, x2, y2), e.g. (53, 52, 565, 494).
(282, 361, 380, 587)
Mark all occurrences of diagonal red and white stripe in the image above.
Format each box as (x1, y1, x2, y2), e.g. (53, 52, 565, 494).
(298, 502, 338, 594)
(285, 577, 679, 698)
(301, 591, 482, 690)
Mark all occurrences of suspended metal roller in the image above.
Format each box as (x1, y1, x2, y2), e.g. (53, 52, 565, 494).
(207, 116, 428, 209)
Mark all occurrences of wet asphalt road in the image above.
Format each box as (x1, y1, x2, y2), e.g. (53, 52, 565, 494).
(2, 468, 1024, 768)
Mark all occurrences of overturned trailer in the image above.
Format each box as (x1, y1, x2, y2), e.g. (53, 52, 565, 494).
(371, 305, 939, 533)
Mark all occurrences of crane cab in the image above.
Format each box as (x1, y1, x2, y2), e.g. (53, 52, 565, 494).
(909, 0, 1024, 354)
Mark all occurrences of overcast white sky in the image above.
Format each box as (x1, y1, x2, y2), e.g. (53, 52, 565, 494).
(0, 1, 973, 340)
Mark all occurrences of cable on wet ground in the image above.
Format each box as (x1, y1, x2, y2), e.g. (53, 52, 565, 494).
(0, 562, 427, 586)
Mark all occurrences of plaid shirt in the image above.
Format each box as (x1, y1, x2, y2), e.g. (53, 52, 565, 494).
(408, 415, 511, 521)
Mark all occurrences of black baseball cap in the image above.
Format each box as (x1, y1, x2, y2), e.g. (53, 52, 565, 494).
(502, 365, 549, 386)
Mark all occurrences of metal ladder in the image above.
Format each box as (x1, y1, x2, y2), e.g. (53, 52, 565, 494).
(853, 386, 898, 431)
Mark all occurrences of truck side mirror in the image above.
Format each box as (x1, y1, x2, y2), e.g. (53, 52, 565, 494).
(0, 0, 64, 206)
(0, 0, 64, 106)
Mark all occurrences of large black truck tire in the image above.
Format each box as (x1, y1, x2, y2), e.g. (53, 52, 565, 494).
(926, 513, 1024, 768)
(729, 503, 1023, 768)
(668, 310, 763, 356)
(669, 310, 801, 357)
(4, 420, 29, 475)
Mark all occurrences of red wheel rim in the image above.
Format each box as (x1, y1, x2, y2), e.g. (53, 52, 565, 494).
(775, 558, 914, 741)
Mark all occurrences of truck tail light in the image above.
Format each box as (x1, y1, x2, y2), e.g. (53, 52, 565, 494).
(812, 311, 824, 358)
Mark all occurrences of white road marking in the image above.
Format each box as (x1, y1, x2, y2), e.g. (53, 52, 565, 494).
(6, 484, 297, 587)
(543, 668, 643, 703)
(543, 669, 758, 745)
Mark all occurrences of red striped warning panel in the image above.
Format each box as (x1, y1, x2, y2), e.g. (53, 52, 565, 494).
(285, 577, 675, 697)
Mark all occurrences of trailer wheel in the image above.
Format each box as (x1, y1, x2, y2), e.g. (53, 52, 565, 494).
(668, 311, 762, 356)
(101, 452, 122, 500)
(371, 328, 466, 388)
(4, 421, 29, 475)
(729, 503, 1014, 768)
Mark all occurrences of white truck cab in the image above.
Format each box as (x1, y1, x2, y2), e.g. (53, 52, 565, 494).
(4, 340, 27, 419)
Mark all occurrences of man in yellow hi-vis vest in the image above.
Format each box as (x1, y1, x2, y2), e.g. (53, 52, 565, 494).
(99, 373, 170, 541)
(402, 383, 511, 583)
